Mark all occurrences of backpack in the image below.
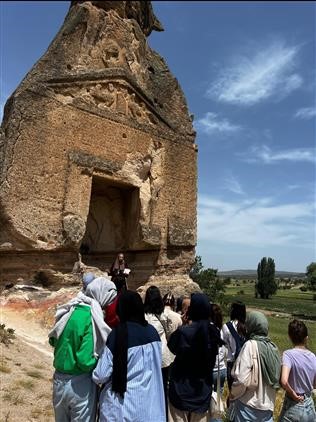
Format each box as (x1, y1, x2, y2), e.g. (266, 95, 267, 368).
(226, 321, 245, 360)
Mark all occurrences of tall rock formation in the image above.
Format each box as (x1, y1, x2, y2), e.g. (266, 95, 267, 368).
(0, 1, 197, 290)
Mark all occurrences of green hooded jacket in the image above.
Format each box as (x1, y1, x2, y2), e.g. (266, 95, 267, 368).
(49, 304, 97, 375)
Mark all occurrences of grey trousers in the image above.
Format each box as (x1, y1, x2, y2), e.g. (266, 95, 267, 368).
(53, 371, 97, 422)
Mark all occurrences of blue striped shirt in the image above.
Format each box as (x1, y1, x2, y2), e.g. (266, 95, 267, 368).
(93, 322, 165, 422)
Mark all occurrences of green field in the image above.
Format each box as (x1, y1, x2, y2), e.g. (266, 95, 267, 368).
(267, 316, 315, 352)
(223, 282, 316, 353)
(224, 283, 316, 318)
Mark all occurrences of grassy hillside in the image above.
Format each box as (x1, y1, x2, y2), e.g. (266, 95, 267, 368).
(219, 270, 305, 279)
(224, 282, 316, 318)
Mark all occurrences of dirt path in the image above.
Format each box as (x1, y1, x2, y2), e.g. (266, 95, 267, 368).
(0, 308, 53, 358)
(0, 311, 54, 422)
(247, 307, 291, 318)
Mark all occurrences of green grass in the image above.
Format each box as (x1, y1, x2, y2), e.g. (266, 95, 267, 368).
(223, 282, 316, 353)
(224, 284, 316, 318)
(268, 316, 315, 352)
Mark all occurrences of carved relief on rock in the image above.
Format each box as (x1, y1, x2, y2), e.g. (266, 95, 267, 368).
(88, 39, 126, 69)
(89, 82, 116, 110)
(52, 81, 158, 127)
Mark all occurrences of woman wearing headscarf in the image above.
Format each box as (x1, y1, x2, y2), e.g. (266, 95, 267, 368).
(167, 293, 223, 422)
(92, 290, 165, 422)
(229, 311, 281, 422)
(109, 253, 130, 284)
(144, 285, 174, 417)
(49, 277, 117, 422)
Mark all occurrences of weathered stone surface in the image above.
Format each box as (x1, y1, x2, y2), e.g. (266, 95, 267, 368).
(0, 1, 197, 290)
(137, 275, 201, 299)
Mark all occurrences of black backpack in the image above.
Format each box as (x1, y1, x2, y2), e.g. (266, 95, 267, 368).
(226, 321, 245, 360)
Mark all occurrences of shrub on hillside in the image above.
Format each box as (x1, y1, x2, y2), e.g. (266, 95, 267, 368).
(0, 324, 15, 345)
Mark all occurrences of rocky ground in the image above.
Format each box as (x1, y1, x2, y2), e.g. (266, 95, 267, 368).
(0, 285, 80, 422)
(0, 328, 54, 422)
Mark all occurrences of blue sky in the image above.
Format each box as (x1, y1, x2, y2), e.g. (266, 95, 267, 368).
(1, 1, 315, 272)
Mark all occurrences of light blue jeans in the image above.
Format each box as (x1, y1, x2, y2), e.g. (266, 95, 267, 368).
(228, 400, 273, 422)
(212, 368, 227, 395)
(53, 371, 97, 422)
(279, 395, 316, 422)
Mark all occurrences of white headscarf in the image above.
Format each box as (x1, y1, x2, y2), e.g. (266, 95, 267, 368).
(48, 277, 117, 357)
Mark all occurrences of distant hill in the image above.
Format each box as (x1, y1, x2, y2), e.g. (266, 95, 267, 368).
(218, 270, 306, 279)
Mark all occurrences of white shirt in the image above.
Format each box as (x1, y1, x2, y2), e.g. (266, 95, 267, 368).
(145, 312, 175, 367)
(163, 306, 182, 334)
(213, 329, 227, 372)
(222, 320, 239, 362)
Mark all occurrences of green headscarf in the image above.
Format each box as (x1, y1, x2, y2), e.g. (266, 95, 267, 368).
(246, 311, 281, 389)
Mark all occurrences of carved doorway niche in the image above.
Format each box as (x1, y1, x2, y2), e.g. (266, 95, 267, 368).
(80, 175, 140, 255)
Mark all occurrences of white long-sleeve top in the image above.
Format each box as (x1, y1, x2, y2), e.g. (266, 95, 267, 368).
(145, 312, 175, 367)
(222, 320, 238, 362)
(213, 329, 227, 372)
(231, 340, 276, 411)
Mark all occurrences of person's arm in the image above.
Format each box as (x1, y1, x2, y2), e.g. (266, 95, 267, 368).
(92, 347, 113, 385)
(75, 320, 98, 373)
(229, 341, 252, 400)
(221, 324, 231, 352)
(280, 365, 303, 402)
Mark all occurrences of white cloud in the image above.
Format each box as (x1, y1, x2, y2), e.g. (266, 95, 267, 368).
(240, 145, 315, 164)
(287, 184, 300, 191)
(294, 107, 316, 120)
(195, 112, 241, 135)
(198, 194, 314, 248)
(223, 175, 245, 195)
(207, 41, 303, 105)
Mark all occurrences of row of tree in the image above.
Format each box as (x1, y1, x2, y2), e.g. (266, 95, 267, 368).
(190, 256, 316, 301)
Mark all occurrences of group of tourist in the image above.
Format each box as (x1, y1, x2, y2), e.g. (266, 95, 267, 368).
(48, 258, 316, 422)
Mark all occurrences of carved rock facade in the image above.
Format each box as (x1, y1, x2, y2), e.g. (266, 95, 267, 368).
(0, 1, 197, 290)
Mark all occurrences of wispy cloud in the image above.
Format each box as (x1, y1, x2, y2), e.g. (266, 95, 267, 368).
(223, 175, 245, 195)
(198, 194, 314, 247)
(294, 107, 316, 120)
(195, 112, 241, 135)
(240, 145, 315, 164)
(207, 41, 303, 105)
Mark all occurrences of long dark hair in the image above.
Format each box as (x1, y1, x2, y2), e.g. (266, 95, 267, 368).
(230, 301, 246, 337)
(112, 291, 147, 398)
(144, 285, 164, 315)
(210, 303, 223, 329)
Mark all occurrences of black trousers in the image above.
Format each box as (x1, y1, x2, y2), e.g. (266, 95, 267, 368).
(162, 366, 170, 422)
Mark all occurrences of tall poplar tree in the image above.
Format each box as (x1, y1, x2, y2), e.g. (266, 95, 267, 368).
(256, 257, 277, 299)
